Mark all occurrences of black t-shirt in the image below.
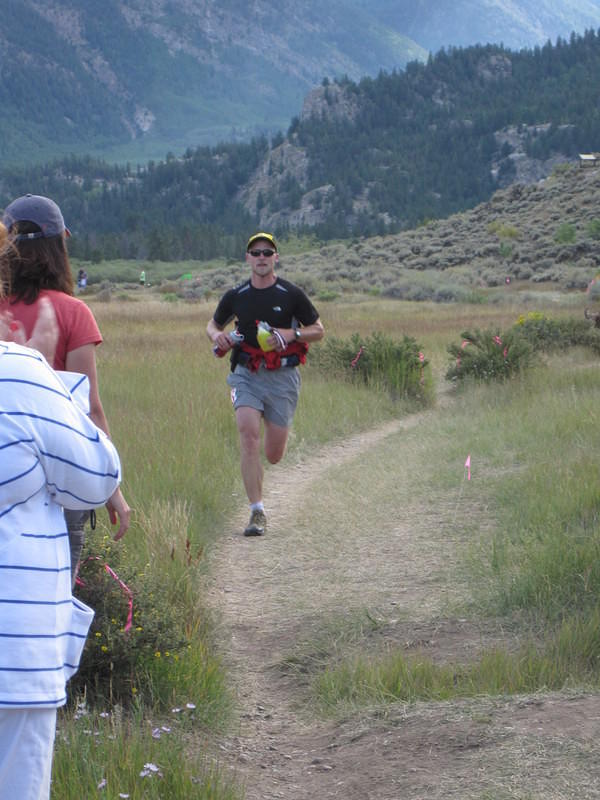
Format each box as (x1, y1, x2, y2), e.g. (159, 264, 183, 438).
(213, 277, 319, 349)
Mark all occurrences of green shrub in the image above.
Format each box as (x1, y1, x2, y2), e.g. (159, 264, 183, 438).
(446, 328, 533, 383)
(554, 222, 576, 244)
(72, 539, 184, 705)
(447, 313, 600, 384)
(487, 220, 520, 239)
(312, 331, 431, 401)
(463, 290, 488, 305)
(316, 289, 340, 302)
(587, 219, 600, 240)
(71, 532, 223, 715)
(513, 312, 596, 352)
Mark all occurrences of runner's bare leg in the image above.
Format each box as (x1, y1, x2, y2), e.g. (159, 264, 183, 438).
(236, 406, 263, 504)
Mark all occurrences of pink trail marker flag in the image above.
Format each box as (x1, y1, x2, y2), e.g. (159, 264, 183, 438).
(465, 454, 471, 480)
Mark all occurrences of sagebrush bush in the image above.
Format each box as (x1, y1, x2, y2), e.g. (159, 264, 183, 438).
(513, 312, 593, 351)
(488, 221, 520, 239)
(446, 327, 533, 383)
(312, 331, 430, 401)
(554, 222, 576, 244)
(587, 219, 600, 240)
(447, 313, 600, 384)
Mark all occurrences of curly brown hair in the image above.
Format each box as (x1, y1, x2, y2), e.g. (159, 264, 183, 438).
(5, 221, 74, 303)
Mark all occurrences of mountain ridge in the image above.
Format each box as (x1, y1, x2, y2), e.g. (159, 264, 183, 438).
(1, 0, 426, 164)
(2, 1, 600, 164)
(1, 31, 600, 261)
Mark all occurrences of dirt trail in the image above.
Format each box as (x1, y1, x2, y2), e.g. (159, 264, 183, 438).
(207, 404, 600, 800)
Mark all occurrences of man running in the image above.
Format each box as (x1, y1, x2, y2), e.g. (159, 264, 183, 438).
(207, 232, 324, 536)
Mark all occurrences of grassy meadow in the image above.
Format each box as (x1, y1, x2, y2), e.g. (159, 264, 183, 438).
(310, 351, 600, 712)
(52, 287, 600, 797)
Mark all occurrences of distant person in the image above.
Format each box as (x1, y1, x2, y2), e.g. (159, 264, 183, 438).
(207, 232, 324, 536)
(139, 269, 146, 286)
(0, 338, 121, 800)
(0, 194, 131, 583)
(77, 267, 88, 291)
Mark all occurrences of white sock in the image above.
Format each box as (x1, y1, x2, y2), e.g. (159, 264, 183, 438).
(250, 502, 265, 513)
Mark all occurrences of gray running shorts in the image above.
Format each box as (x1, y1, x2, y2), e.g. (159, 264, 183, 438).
(227, 364, 301, 428)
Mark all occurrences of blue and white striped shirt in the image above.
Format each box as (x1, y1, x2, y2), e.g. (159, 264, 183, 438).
(0, 342, 121, 708)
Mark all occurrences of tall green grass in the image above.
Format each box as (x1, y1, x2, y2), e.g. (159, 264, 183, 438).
(315, 605, 600, 713)
(477, 364, 600, 622)
(306, 347, 600, 712)
(52, 707, 241, 800)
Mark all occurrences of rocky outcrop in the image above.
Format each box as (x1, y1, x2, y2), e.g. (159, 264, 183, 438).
(238, 140, 337, 229)
(493, 124, 578, 186)
(477, 53, 512, 81)
(301, 83, 360, 124)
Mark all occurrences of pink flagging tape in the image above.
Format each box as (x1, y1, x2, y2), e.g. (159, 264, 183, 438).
(103, 563, 133, 632)
(350, 346, 364, 368)
(465, 454, 471, 481)
(77, 556, 134, 633)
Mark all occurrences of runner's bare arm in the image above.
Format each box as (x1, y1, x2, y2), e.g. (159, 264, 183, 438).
(207, 317, 234, 352)
(276, 318, 325, 345)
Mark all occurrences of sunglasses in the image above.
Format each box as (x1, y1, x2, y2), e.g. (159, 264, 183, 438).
(249, 248, 276, 257)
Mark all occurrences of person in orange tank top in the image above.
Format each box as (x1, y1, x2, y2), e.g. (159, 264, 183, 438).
(0, 195, 131, 583)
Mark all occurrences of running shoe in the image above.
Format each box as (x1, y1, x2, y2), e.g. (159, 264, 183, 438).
(244, 509, 267, 536)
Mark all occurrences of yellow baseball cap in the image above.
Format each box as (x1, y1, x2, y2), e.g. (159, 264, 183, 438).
(246, 232, 277, 251)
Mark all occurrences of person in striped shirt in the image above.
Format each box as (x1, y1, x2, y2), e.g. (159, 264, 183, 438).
(0, 340, 121, 799)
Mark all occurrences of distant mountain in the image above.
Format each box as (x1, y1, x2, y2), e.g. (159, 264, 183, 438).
(1, 1, 599, 165)
(2, 32, 599, 261)
(0, 0, 425, 164)
(367, 0, 600, 52)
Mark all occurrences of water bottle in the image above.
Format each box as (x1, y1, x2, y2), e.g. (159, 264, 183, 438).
(256, 321, 276, 352)
(213, 330, 244, 357)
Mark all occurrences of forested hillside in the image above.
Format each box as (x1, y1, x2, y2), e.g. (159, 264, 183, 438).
(1, 32, 599, 262)
(284, 31, 600, 238)
(0, 0, 426, 164)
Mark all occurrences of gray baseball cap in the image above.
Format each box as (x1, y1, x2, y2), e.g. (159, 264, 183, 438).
(2, 194, 70, 239)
